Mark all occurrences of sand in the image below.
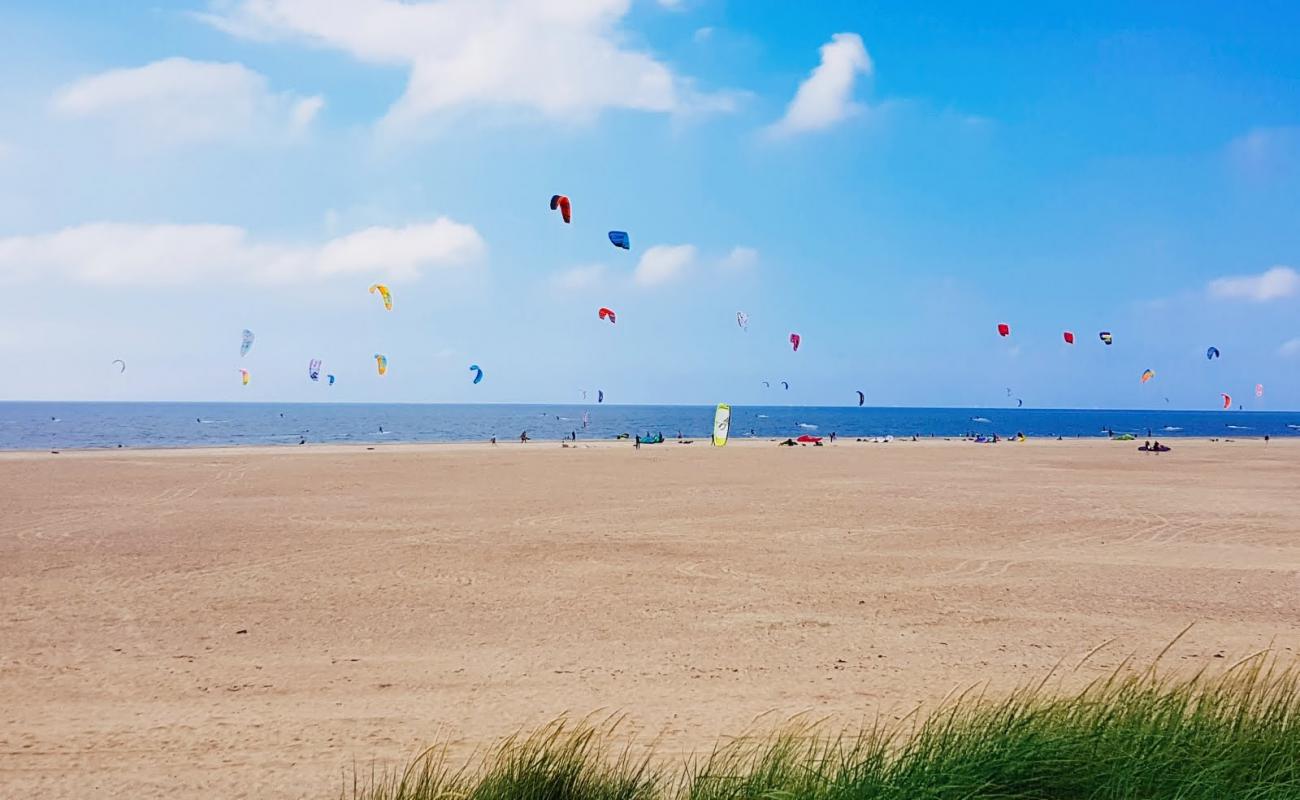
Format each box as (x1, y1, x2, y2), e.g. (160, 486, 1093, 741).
(3, 438, 1299, 798)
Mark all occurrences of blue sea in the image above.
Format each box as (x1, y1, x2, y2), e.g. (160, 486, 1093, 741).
(1, 402, 1297, 451)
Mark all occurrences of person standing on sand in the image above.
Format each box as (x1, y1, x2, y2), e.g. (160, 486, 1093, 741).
(634, 436, 640, 450)
(520, 431, 529, 443)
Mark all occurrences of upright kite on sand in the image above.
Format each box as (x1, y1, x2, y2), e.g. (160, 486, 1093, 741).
(713, 404, 731, 447)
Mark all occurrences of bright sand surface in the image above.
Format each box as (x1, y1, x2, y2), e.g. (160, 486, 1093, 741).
(3, 438, 1299, 798)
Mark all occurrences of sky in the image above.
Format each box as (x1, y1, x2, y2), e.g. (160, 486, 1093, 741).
(1, 0, 1298, 409)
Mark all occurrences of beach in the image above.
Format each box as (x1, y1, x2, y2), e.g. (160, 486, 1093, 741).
(3, 438, 1299, 798)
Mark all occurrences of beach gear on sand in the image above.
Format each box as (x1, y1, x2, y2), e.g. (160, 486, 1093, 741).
(713, 404, 731, 447)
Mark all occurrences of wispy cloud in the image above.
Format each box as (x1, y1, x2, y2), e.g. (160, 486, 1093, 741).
(634, 244, 696, 286)
(0, 219, 484, 286)
(1207, 266, 1299, 302)
(1280, 338, 1300, 358)
(769, 32, 872, 137)
(550, 263, 608, 291)
(719, 245, 758, 272)
(199, 0, 735, 129)
(51, 57, 322, 146)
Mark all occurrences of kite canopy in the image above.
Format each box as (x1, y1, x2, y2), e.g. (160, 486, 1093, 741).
(374, 354, 388, 376)
(712, 404, 731, 447)
(469, 364, 483, 384)
(608, 231, 630, 250)
(1099, 331, 1114, 345)
(1221, 393, 1232, 409)
(1063, 331, 1075, 344)
(736, 311, 749, 331)
(856, 390, 865, 407)
(781, 381, 789, 390)
(1256, 383, 1264, 398)
(327, 374, 335, 386)
(997, 323, 1010, 337)
(789, 333, 801, 352)
(549, 194, 571, 223)
(598, 307, 616, 324)
(1206, 346, 1220, 360)
(796, 434, 823, 443)
(239, 368, 250, 386)
(762, 381, 770, 388)
(240, 329, 255, 356)
(598, 390, 604, 403)
(112, 359, 126, 373)
(1141, 369, 1155, 384)
(369, 283, 393, 311)
(308, 359, 321, 381)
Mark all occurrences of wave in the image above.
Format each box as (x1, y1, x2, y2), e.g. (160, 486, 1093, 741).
(1162, 426, 1183, 432)
(970, 417, 992, 424)
(798, 423, 818, 429)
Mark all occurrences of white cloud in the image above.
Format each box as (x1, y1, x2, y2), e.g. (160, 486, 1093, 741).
(657, 0, 684, 9)
(1207, 266, 1299, 302)
(550, 263, 608, 291)
(719, 245, 758, 272)
(0, 219, 484, 286)
(51, 57, 323, 145)
(769, 32, 872, 137)
(1280, 338, 1300, 358)
(633, 244, 696, 286)
(200, 0, 734, 128)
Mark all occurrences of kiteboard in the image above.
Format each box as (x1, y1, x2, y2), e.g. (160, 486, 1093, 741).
(713, 403, 731, 447)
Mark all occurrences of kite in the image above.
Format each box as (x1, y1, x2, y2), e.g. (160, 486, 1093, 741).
(856, 390, 865, 407)
(374, 354, 388, 376)
(327, 374, 335, 386)
(369, 283, 393, 311)
(1017, 398, 1024, 408)
(1099, 331, 1114, 345)
(1256, 383, 1264, 398)
(781, 381, 789, 390)
(789, 333, 801, 352)
(762, 381, 770, 388)
(111, 359, 126, 373)
(736, 311, 749, 331)
(1141, 369, 1155, 384)
(598, 307, 616, 324)
(580, 389, 588, 400)
(1221, 393, 1232, 409)
(713, 403, 731, 447)
(239, 368, 250, 386)
(240, 329, 255, 356)
(608, 231, 630, 250)
(1063, 331, 1074, 344)
(997, 323, 1010, 337)
(598, 390, 604, 403)
(469, 364, 483, 384)
(308, 359, 322, 381)
(1206, 347, 1220, 360)
(549, 194, 571, 224)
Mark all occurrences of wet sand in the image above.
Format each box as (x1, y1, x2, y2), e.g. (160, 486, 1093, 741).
(2, 438, 1299, 798)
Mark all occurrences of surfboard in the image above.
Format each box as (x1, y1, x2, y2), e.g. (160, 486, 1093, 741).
(712, 403, 731, 447)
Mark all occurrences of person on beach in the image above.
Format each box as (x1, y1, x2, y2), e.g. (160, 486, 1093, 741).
(520, 431, 529, 443)
(829, 432, 836, 443)
(490, 436, 496, 445)
(634, 436, 640, 450)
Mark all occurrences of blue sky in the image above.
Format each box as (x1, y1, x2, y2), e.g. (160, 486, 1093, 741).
(1, 0, 1297, 408)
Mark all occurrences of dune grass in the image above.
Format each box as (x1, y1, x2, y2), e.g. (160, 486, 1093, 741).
(346, 652, 1300, 799)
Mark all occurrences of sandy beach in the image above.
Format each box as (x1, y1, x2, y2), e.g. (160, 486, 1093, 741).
(3, 438, 1299, 798)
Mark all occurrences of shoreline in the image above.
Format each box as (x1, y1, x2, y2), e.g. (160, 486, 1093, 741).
(0, 432, 1293, 459)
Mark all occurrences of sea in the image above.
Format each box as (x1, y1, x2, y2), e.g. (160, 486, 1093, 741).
(1, 402, 1297, 451)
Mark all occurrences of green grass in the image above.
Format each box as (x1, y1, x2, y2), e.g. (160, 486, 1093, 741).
(345, 652, 1300, 799)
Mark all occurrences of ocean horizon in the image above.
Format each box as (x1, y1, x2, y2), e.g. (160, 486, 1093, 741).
(2, 401, 1297, 451)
